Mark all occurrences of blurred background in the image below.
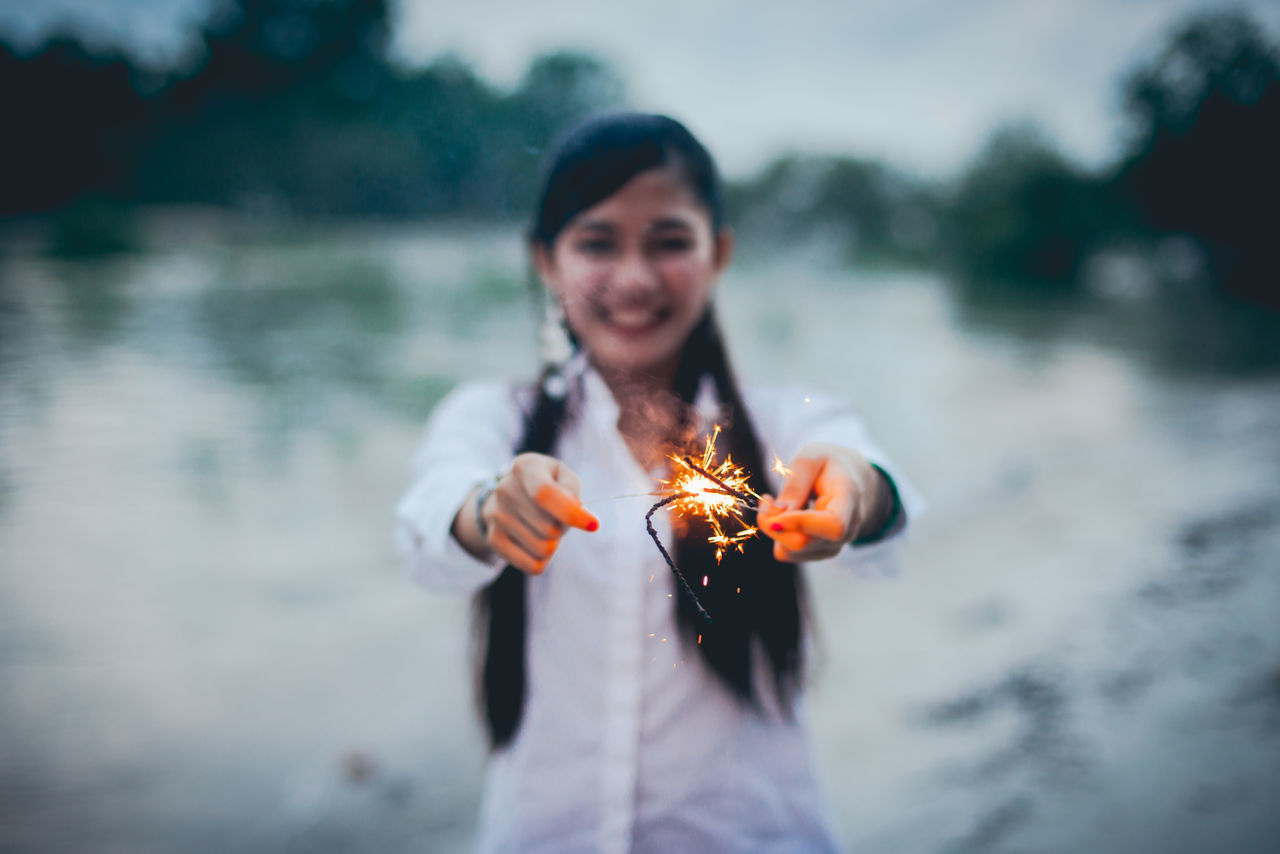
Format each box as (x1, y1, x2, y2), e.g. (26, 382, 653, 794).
(1, 0, 1278, 852)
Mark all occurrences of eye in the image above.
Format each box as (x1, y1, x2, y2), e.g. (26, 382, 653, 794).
(574, 238, 615, 256)
(652, 235, 694, 253)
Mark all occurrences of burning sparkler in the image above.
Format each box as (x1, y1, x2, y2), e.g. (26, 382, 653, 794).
(645, 426, 764, 623)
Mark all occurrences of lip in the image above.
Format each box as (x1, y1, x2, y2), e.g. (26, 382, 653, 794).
(596, 306, 672, 336)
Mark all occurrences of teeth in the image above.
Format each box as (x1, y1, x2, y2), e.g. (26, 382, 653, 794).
(608, 305, 667, 322)
(608, 311, 662, 328)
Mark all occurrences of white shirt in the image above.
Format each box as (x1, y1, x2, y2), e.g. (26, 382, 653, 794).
(395, 368, 923, 854)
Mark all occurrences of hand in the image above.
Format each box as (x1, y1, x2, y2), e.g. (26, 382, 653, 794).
(460, 453, 599, 574)
(756, 442, 884, 563)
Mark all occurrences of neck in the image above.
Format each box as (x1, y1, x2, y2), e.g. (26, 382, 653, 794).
(596, 362, 684, 469)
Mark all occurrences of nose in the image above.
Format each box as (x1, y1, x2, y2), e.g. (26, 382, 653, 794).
(611, 248, 660, 298)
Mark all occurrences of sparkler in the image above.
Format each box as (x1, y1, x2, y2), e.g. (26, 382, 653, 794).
(645, 426, 763, 623)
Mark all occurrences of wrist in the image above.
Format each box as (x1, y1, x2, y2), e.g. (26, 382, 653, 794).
(852, 464, 902, 545)
(453, 475, 501, 561)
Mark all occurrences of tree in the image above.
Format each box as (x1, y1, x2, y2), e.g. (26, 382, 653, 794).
(1117, 9, 1280, 305)
(945, 123, 1108, 285)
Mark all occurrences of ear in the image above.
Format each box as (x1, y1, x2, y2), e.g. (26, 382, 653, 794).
(712, 227, 735, 277)
(532, 241, 556, 289)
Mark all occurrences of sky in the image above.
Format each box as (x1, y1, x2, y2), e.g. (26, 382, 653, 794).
(2, 0, 1277, 178)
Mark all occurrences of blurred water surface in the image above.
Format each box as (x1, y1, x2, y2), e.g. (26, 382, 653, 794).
(1, 219, 1278, 853)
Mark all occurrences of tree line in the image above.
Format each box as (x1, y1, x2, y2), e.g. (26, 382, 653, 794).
(2, 1, 1276, 305)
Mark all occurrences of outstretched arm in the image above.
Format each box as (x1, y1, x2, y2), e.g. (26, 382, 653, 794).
(756, 441, 898, 563)
(452, 452, 599, 574)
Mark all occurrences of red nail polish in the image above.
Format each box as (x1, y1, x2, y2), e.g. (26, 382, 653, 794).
(586, 519, 599, 532)
(770, 523, 784, 532)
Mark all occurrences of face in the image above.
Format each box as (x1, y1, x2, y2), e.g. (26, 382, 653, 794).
(534, 165, 733, 385)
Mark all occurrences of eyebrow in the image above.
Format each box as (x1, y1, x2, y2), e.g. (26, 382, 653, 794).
(569, 215, 698, 236)
(647, 217, 696, 233)
(571, 219, 617, 234)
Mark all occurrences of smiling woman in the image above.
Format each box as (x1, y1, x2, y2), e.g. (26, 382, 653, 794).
(531, 167, 733, 386)
(395, 112, 923, 854)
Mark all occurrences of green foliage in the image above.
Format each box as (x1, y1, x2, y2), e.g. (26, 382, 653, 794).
(2, 0, 625, 220)
(0, 37, 154, 215)
(4, 0, 1277, 309)
(943, 123, 1111, 286)
(1115, 9, 1280, 305)
(47, 196, 139, 256)
(729, 154, 939, 265)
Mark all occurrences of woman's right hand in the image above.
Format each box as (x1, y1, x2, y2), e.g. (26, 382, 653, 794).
(455, 452, 600, 574)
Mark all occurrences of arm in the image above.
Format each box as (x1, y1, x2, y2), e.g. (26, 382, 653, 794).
(395, 383, 598, 592)
(757, 441, 898, 562)
(752, 387, 922, 569)
(394, 382, 519, 592)
(451, 453, 599, 574)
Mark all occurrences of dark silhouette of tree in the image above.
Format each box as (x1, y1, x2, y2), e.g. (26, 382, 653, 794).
(727, 154, 938, 264)
(1117, 9, 1280, 305)
(0, 37, 153, 214)
(170, 0, 390, 109)
(944, 123, 1109, 286)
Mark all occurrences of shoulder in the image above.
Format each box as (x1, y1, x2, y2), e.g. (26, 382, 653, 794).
(419, 378, 533, 444)
(740, 380, 876, 461)
(429, 378, 527, 420)
(742, 381, 862, 431)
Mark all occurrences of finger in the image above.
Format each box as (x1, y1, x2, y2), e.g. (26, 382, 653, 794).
(492, 509, 559, 562)
(778, 531, 810, 552)
(491, 480, 565, 541)
(490, 527, 547, 575)
(756, 494, 777, 531)
(776, 457, 823, 511)
(766, 509, 846, 541)
(772, 540, 797, 563)
(535, 482, 599, 531)
(550, 460, 583, 498)
(814, 461, 858, 529)
(816, 488, 856, 532)
(788, 542, 842, 562)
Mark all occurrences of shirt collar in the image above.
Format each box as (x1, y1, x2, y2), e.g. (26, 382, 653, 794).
(577, 363, 721, 436)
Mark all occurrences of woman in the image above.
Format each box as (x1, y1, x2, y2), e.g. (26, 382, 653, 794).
(396, 112, 922, 854)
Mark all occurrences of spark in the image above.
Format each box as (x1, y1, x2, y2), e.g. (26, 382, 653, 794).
(644, 425, 763, 624)
(658, 426, 760, 563)
(773, 455, 792, 478)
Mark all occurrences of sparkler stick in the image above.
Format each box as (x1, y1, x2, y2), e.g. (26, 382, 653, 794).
(643, 425, 771, 624)
(583, 490, 673, 506)
(645, 493, 712, 623)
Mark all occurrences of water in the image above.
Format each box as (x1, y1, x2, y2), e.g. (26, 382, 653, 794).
(1, 218, 1278, 853)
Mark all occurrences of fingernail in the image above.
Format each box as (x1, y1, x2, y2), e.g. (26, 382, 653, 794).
(770, 523, 784, 532)
(585, 519, 599, 532)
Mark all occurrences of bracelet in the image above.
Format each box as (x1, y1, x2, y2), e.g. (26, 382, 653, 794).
(851, 464, 903, 546)
(474, 474, 501, 540)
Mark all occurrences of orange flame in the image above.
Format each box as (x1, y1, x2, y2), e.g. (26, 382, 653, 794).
(658, 425, 759, 563)
(773, 455, 793, 478)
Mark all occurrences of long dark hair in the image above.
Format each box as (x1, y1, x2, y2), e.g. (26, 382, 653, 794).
(475, 112, 805, 748)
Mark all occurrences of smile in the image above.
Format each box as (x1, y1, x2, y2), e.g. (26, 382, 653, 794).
(594, 305, 673, 334)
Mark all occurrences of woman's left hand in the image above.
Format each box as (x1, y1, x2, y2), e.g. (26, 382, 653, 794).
(757, 441, 886, 563)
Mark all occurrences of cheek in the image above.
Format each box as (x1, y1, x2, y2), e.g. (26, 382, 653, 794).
(553, 263, 607, 311)
(661, 259, 716, 305)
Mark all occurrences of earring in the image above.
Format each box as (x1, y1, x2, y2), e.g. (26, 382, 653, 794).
(540, 295, 573, 400)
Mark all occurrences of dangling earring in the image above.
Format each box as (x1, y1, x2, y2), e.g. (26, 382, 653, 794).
(540, 294, 573, 400)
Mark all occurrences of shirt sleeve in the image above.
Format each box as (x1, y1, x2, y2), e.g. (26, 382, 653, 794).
(394, 380, 524, 593)
(759, 385, 926, 578)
